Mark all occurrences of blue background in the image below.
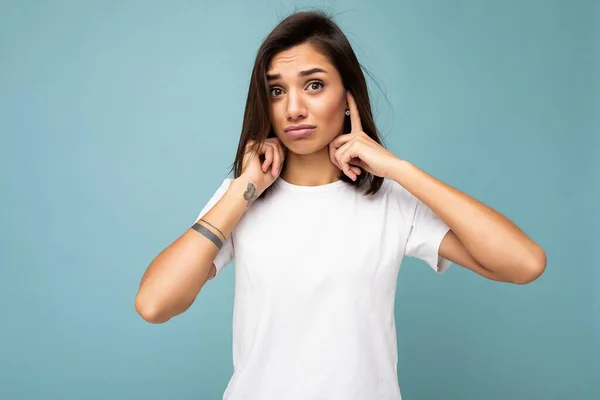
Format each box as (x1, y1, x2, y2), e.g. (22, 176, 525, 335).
(1, 0, 598, 399)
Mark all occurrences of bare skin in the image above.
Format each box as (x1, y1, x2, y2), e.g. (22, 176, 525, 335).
(266, 42, 361, 186)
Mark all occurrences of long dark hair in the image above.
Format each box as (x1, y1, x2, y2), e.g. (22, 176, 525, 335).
(229, 10, 387, 198)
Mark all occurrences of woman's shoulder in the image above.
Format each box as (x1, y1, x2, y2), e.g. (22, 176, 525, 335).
(381, 177, 417, 208)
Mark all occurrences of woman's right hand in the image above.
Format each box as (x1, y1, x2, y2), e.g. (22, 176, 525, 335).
(239, 137, 287, 196)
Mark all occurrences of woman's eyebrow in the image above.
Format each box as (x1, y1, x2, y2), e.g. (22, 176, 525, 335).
(266, 68, 328, 81)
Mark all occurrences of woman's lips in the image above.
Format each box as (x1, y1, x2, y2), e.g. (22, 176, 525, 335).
(284, 127, 315, 138)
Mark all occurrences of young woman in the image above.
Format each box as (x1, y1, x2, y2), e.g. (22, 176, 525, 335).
(135, 10, 546, 400)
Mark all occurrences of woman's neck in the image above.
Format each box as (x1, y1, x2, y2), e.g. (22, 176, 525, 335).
(280, 147, 341, 187)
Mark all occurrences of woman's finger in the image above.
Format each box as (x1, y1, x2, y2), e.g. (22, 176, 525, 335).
(337, 155, 353, 180)
(265, 142, 281, 177)
(268, 138, 286, 174)
(336, 143, 359, 180)
(262, 144, 274, 172)
(273, 139, 286, 162)
(329, 143, 343, 171)
(347, 92, 363, 133)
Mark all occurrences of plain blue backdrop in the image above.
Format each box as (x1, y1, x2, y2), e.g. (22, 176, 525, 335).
(1, 0, 598, 399)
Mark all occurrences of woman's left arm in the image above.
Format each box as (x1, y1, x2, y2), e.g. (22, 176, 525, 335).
(388, 158, 546, 285)
(331, 92, 546, 285)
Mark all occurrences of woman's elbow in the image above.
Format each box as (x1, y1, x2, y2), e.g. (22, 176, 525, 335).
(514, 249, 547, 285)
(134, 294, 171, 324)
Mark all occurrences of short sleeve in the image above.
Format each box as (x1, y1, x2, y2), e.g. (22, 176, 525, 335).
(194, 178, 235, 277)
(404, 195, 452, 274)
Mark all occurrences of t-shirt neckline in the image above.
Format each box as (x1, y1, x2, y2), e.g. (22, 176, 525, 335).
(274, 176, 347, 193)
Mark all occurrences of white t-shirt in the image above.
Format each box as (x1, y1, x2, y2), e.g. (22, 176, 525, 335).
(195, 176, 452, 400)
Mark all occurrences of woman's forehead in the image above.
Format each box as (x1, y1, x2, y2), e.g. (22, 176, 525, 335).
(267, 44, 333, 76)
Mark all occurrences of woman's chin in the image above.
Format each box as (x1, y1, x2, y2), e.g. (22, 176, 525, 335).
(285, 140, 329, 156)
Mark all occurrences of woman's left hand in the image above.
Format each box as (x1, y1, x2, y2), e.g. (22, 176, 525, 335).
(329, 92, 401, 181)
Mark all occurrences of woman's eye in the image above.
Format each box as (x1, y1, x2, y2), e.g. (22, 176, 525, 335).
(307, 81, 324, 91)
(270, 87, 283, 97)
(270, 82, 324, 97)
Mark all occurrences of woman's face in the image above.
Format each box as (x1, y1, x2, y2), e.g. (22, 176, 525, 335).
(266, 43, 347, 154)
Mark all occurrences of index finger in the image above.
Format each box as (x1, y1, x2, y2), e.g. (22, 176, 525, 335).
(346, 91, 363, 133)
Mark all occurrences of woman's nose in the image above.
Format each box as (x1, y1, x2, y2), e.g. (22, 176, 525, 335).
(285, 92, 307, 120)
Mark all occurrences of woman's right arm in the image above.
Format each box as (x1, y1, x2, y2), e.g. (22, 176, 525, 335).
(134, 177, 256, 324)
(135, 137, 286, 324)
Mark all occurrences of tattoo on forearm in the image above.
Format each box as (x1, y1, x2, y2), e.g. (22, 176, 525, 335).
(244, 182, 257, 205)
(191, 222, 223, 249)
